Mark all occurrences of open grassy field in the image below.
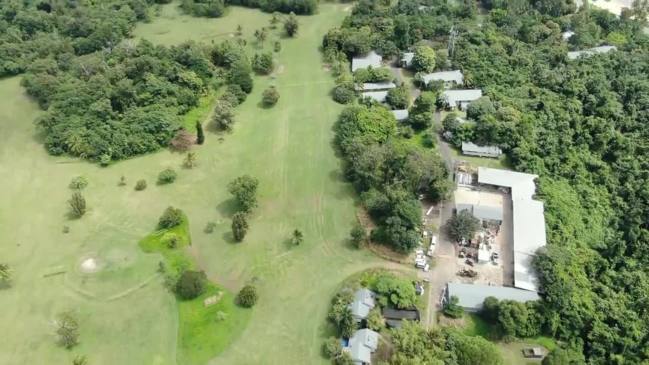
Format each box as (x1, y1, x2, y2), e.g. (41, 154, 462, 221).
(0, 3, 387, 364)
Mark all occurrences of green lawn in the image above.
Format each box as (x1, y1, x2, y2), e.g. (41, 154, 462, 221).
(0, 3, 387, 365)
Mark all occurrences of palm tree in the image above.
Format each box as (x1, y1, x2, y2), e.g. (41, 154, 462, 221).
(291, 229, 304, 246)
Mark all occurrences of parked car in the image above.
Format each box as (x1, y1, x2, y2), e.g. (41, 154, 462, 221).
(415, 258, 427, 269)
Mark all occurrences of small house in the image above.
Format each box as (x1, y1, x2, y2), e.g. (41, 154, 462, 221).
(421, 70, 464, 88)
(461, 142, 502, 158)
(362, 91, 388, 103)
(348, 288, 376, 323)
(352, 51, 383, 72)
(343, 329, 379, 365)
(382, 308, 420, 328)
(401, 52, 414, 68)
(356, 82, 396, 92)
(441, 89, 483, 110)
(567, 45, 616, 60)
(391, 109, 409, 121)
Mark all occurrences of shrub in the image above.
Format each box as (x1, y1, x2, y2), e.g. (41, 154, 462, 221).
(411, 45, 436, 72)
(163, 233, 180, 248)
(228, 175, 259, 212)
(135, 179, 147, 191)
(366, 307, 385, 331)
(231, 212, 249, 242)
(236, 284, 258, 307)
(332, 84, 356, 104)
(274, 41, 281, 52)
(196, 121, 205, 145)
(118, 176, 127, 186)
(262, 86, 280, 106)
(68, 192, 87, 218)
(386, 86, 409, 109)
(323, 336, 342, 358)
(446, 210, 480, 242)
(284, 12, 299, 37)
(56, 311, 79, 349)
(69, 176, 88, 190)
(252, 53, 274, 75)
(443, 295, 464, 318)
(169, 129, 195, 152)
(350, 224, 366, 248)
(175, 270, 207, 300)
(157, 168, 177, 185)
(204, 222, 217, 233)
(99, 154, 111, 166)
(158, 206, 183, 229)
(224, 84, 247, 105)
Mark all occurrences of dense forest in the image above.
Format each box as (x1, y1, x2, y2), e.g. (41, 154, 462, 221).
(180, 0, 317, 17)
(324, 0, 649, 363)
(0, 1, 254, 162)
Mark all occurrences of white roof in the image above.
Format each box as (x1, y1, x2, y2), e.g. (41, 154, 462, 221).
(447, 283, 540, 311)
(348, 288, 375, 320)
(421, 70, 464, 85)
(567, 45, 617, 60)
(391, 109, 409, 121)
(461, 142, 502, 157)
(562, 30, 575, 40)
(358, 82, 396, 91)
(362, 91, 388, 103)
(401, 52, 414, 65)
(346, 329, 379, 364)
(442, 89, 482, 106)
(352, 51, 382, 71)
(477, 167, 546, 292)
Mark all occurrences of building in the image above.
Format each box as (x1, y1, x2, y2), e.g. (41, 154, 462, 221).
(348, 288, 376, 323)
(454, 188, 504, 224)
(441, 89, 483, 110)
(352, 51, 382, 72)
(382, 308, 420, 328)
(444, 282, 540, 312)
(362, 91, 388, 103)
(401, 52, 414, 68)
(344, 329, 379, 365)
(421, 70, 464, 88)
(561, 30, 575, 41)
(567, 45, 617, 60)
(461, 142, 502, 158)
(477, 167, 547, 292)
(356, 82, 396, 91)
(391, 109, 409, 121)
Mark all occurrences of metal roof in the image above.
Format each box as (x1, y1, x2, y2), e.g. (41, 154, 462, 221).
(567, 45, 617, 60)
(422, 70, 464, 85)
(401, 52, 414, 66)
(362, 91, 388, 103)
(477, 167, 546, 292)
(358, 82, 396, 91)
(352, 51, 382, 71)
(442, 89, 482, 106)
(348, 288, 375, 321)
(447, 283, 539, 311)
(461, 142, 502, 157)
(391, 109, 409, 121)
(345, 329, 379, 364)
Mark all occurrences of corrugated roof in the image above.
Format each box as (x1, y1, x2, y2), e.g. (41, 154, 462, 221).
(447, 283, 540, 311)
(348, 288, 375, 321)
(461, 142, 502, 157)
(401, 52, 414, 66)
(442, 89, 482, 106)
(352, 51, 382, 71)
(391, 109, 409, 121)
(346, 329, 379, 364)
(358, 82, 396, 91)
(477, 167, 546, 292)
(422, 70, 464, 85)
(567, 45, 617, 60)
(362, 91, 388, 103)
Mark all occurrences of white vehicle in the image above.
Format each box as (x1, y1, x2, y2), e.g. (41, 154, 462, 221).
(427, 244, 435, 257)
(423, 264, 430, 272)
(415, 258, 427, 269)
(431, 235, 438, 245)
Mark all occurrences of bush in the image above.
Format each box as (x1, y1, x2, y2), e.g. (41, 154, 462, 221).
(236, 284, 258, 307)
(323, 336, 342, 358)
(332, 84, 356, 104)
(228, 175, 259, 212)
(69, 176, 88, 190)
(284, 13, 299, 37)
(386, 86, 409, 109)
(158, 206, 184, 229)
(169, 129, 195, 152)
(262, 86, 280, 106)
(366, 307, 385, 331)
(350, 224, 366, 248)
(252, 53, 274, 75)
(373, 272, 417, 309)
(157, 168, 177, 185)
(446, 210, 480, 242)
(231, 212, 249, 242)
(135, 179, 147, 191)
(443, 295, 464, 318)
(162, 232, 180, 248)
(56, 311, 79, 349)
(175, 270, 207, 300)
(224, 84, 247, 105)
(411, 45, 436, 73)
(274, 41, 281, 52)
(68, 192, 87, 218)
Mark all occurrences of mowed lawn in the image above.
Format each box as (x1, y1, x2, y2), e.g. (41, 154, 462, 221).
(0, 3, 386, 365)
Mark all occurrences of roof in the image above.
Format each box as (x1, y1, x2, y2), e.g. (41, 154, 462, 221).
(447, 282, 540, 311)
(348, 288, 375, 320)
(382, 308, 420, 321)
(567, 45, 617, 60)
(391, 109, 409, 121)
(346, 329, 379, 364)
(358, 82, 396, 91)
(461, 142, 502, 157)
(352, 51, 382, 71)
(401, 52, 414, 65)
(477, 167, 546, 291)
(442, 89, 482, 106)
(473, 204, 504, 221)
(562, 30, 575, 40)
(362, 91, 388, 103)
(421, 70, 464, 85)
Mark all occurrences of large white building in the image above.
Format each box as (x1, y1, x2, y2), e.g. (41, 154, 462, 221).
(478, 167, 547, 292)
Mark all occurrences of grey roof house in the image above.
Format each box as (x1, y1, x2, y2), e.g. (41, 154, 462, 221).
(344, 329, 379, 365)
(445, 283, 539, 312)
(567, 45, 616, 60)
(421, 70, 464, 88)
(356, 82, 396, 91)
(391, 109, 409, 121)
(352, 51, 383, 72)
(361, 91, 388, 103)
(461, 141, 502, 158)
(348, 288, 376, 323)
(441, 89, 482, 110)
(401, 52, 414, 68)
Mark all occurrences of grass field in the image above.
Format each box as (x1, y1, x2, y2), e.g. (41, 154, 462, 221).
(0, 3, 388, 364)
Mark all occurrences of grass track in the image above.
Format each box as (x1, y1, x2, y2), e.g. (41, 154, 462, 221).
(0, 3, 389, 364)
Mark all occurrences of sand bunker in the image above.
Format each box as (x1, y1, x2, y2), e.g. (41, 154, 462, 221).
(80, 257, 100, 273)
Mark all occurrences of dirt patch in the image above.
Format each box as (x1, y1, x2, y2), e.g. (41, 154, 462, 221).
(204, 291, 224, 307)
(79, 256, 102, 274)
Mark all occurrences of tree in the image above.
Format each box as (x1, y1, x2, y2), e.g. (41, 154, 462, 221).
(183, 152, 197, 168)
(284, 12, 299, 37)
(443, 295, 464, 318)
(157, 169, 177, 185)
(291, 229, 304, 245)
(411, 45, 436, 73)
(252, 52, 274, 74)
(335, 351, 355, 365)
(446, 210, 480, 242)
(196, 121, 205, 145)
(373, 273, 417, 309)
(254, 28, 268, 46)
(542, 348, 586, 365)
(0, 263, 12, 285)
(158, 206, 183, 229)
(170, 129, 195, 152)
(135, 179, 147, 191)
(228, 61, 253, 93)
(228, 175, 259, 212)
(175, 270, 207, 300)
(386, 86, 409, 110)
(236, 284, 258, 307)
(366, 307, 385, 331)
(56, 311, 79, 349)
(446, 330, 503, 365)
(323, 336, 343, 358)
(69, 176, 88, 190)
(349, 224, 366, 248)
(262, 86, 280, 106)
(118, 176, 127, 186)
(212, 100, 235, 131)
(68, 192, 87, 218)
(632, 0, 649, 24)
(231, 212, 249, 242)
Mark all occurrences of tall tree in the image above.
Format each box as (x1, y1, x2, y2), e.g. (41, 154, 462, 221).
(56, 311, 80, 349)
(227, 175, 259, 212)
(68, 192, 87, 218)
(231, 212, 249, 242)
(284, 12, 299, 37)
(196, 121, 205, 145)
